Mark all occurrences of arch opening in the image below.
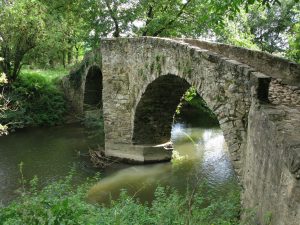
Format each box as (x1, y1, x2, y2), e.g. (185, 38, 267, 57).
(132, 74, 219, 145)
(84, 66, 103, 110)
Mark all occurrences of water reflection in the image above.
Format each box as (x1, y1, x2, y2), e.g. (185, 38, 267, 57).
(0, 123, 238, 206)
(0, 124, 98, 204)
(87, 123, 238, 204)
(201, 130, 234, 184)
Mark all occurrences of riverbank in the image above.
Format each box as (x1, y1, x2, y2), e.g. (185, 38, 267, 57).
(0, 170, 241, 225)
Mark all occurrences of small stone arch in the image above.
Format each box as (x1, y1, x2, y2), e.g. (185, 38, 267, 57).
(83, 65, 103, 110)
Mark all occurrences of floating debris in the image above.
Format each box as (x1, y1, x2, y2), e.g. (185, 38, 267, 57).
(89, 148, 119, 168)
(154, 141, 174, 151)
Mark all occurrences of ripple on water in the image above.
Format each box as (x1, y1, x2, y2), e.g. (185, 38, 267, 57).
(87, 125, 238, 204)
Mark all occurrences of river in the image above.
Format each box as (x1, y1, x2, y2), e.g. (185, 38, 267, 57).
(0, 111, 239, 206)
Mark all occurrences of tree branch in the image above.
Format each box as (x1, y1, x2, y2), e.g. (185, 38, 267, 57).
(142, 5, 154, 36)
(104, 0, 120, 37)
(152, 0, 193, 36)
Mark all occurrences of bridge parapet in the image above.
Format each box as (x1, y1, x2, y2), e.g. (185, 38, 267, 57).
(181, 38, 300, 86)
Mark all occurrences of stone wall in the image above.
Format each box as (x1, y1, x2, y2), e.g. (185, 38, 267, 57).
(243, 101, 300, 225)
(181, 38, 300, 86)
(269, 79, 300, 107)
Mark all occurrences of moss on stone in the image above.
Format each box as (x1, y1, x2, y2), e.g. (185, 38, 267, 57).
(156, 63, 162, 74)
(69, 66, 84, 89)
(150, 62, 155, 74)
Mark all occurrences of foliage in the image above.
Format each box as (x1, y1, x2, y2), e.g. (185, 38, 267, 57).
(180, 87, 219, 123)
(0, 171, 241, 225)
(1, 0, 298, 78)
(214, 10, 259, 49)
(0, 80, 9, 135)
(0, 0, 47, 81)
(245, 0, 299, 54)
(0, 49, 9, 135)
(92, 0, 284, 38)
(215, 0, 300, 57)
(287, 16, 300, 62)
(21, 67, 69, 83)
(1, 71, 66, 130)
(26, 0, 97, 67)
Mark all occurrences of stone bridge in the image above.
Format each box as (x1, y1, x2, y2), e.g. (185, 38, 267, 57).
(62, 37, 300, 225)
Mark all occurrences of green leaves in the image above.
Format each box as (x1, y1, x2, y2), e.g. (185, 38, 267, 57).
(0, 0, 47, 81)
(1, 70, 67, 130)
(0, 173, 241, 225)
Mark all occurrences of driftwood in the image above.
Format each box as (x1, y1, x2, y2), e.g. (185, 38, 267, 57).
(89, 148, 119, 168)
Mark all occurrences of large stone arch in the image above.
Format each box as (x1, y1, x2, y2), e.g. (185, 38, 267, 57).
(101, 38, 256, 174)
(132, 74, 191, 145)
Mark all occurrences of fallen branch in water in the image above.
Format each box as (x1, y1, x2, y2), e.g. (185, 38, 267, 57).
(89, 147, 120, 169)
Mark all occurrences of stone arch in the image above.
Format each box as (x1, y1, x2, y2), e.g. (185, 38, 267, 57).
(101, 37, 255, 172)
(83, 65, 103, 110)
(132, 74, 191, 144)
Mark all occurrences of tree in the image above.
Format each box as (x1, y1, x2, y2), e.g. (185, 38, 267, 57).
(287, 22, 300, 62)
(212, 0, 300, 61)
(89, 0, 286, 39)
(0, 0, 47, 81)
(246, 0, 299, 53)
(23, 0, 97, 68)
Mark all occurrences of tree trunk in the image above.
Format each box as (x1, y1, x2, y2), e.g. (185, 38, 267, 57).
(67, 49, 72, 65)
(62, 51, 66, 68)
(49, 58, 54, 68)
(75, 46, 79, 63)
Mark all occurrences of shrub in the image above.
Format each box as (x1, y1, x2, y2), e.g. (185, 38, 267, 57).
(1, 71, 66, 130)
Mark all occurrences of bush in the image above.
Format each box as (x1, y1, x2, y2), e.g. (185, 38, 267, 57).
(0, 172, 241, 225)
(1, 71, 66, 130)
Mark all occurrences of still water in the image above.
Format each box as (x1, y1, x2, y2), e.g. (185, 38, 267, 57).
(0, 118, 238, 205)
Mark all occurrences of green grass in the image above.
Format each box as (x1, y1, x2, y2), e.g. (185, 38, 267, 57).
(21, 67, 69, 82)
(0, 171, 241, 225)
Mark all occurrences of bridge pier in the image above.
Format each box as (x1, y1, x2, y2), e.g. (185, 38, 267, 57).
(105, 142, 172, 163)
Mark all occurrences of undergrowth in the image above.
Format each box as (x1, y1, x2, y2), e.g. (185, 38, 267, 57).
(0, 70, 66, 130)
(0, 169, 241, 225)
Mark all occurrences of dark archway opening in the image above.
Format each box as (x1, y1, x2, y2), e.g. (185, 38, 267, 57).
(132, 74, 219, 145)
(83, 65, 104, 147)
(133, 75, 190, 145)
(84, 66, 102, 110)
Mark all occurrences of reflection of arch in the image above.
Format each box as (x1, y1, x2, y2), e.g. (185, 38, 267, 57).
(84, 66, 102, 109)
(133, 74, 191, 144)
